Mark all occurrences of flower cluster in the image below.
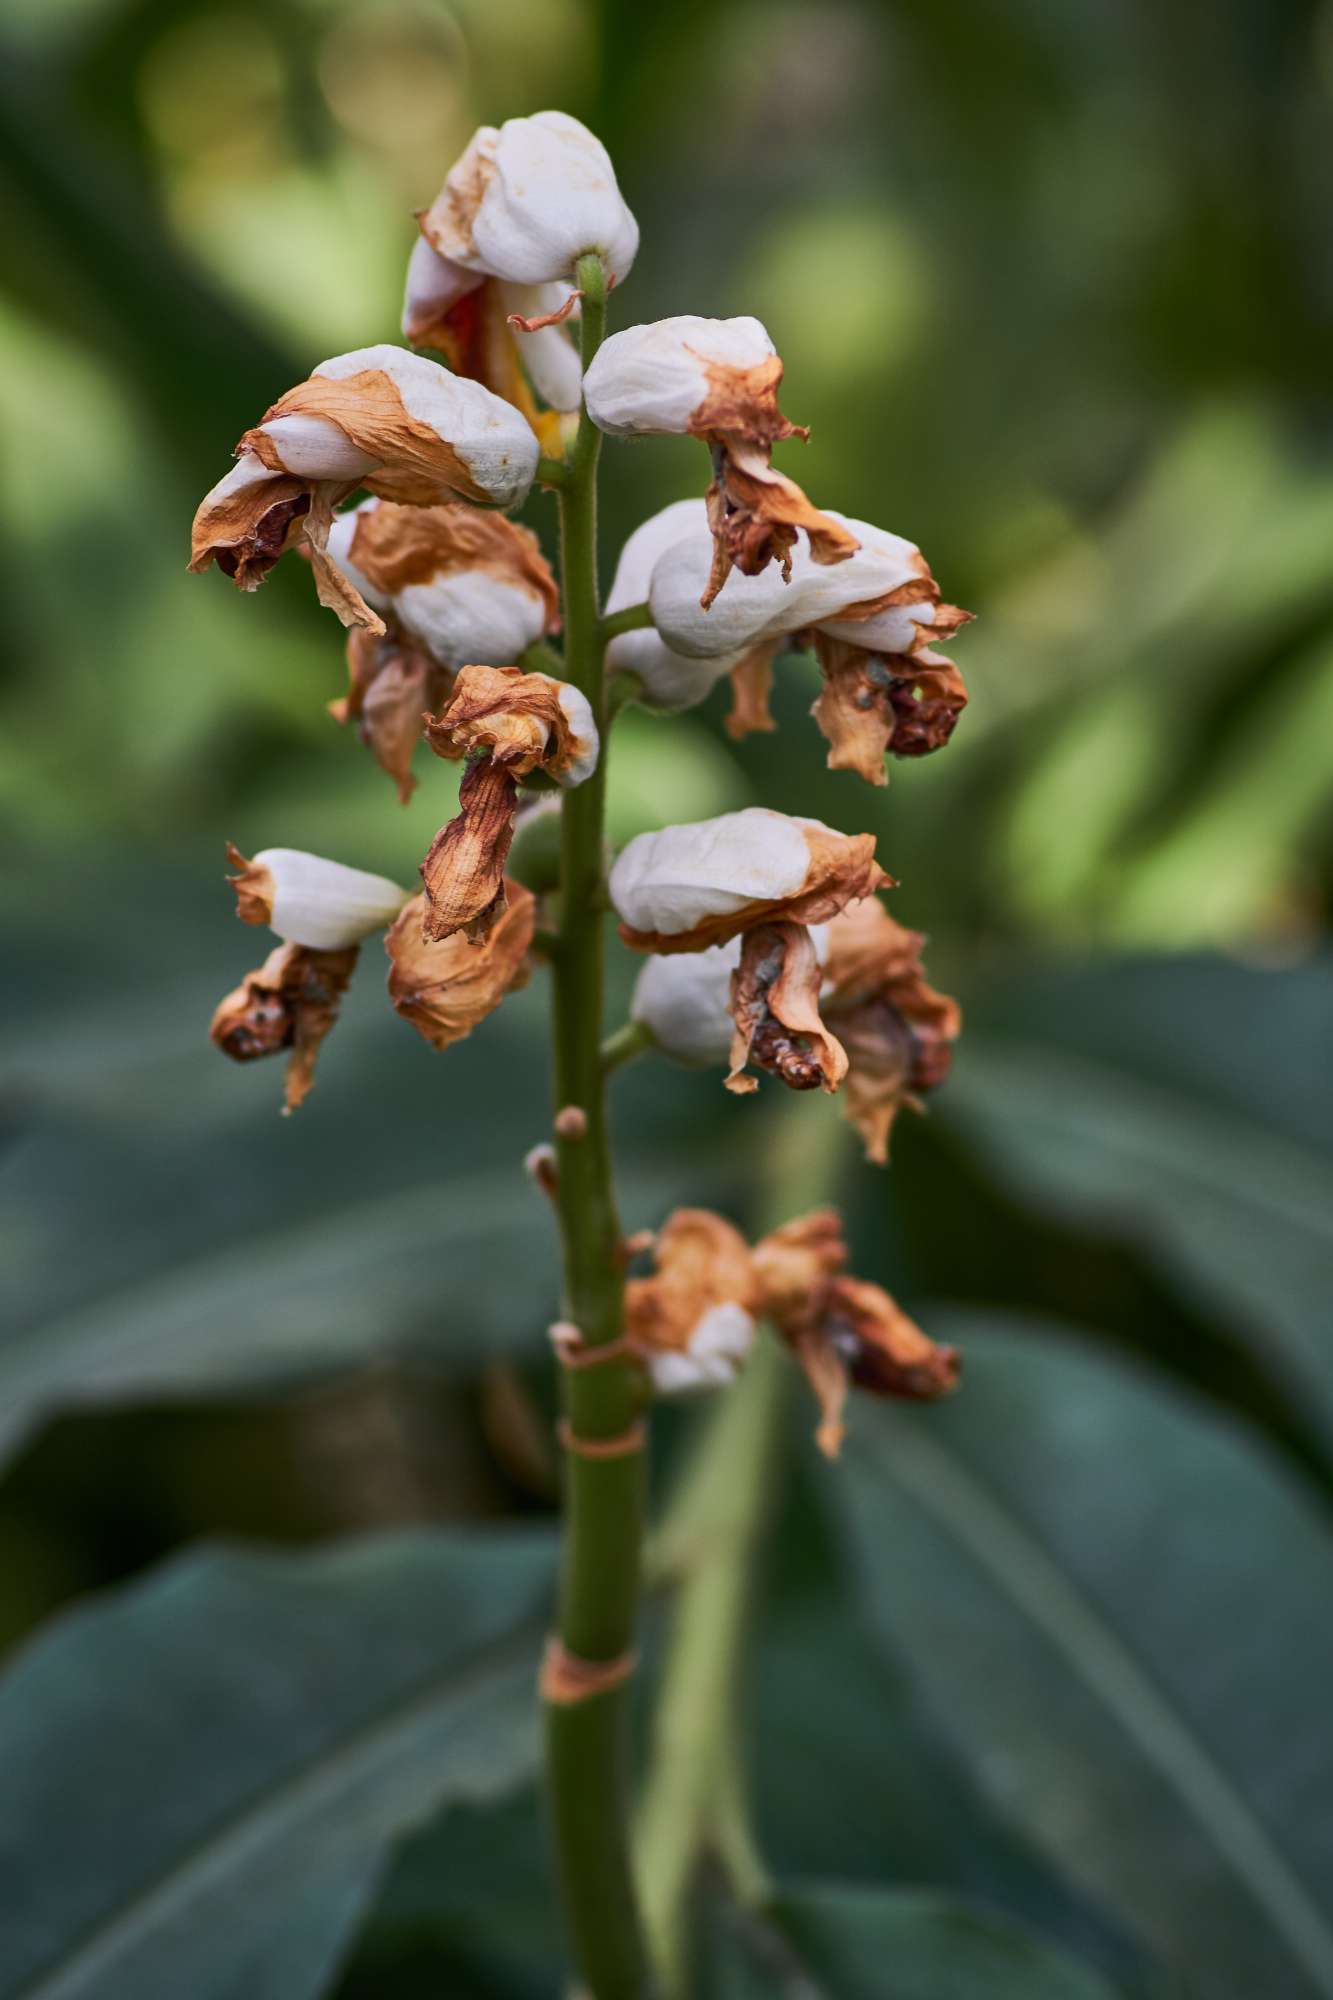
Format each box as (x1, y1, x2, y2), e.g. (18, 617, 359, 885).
(193, 106, 971, 1443)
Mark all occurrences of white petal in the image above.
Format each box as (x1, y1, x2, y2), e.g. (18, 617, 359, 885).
(649, 1304, 755, 1393)
(631, 924, 828, 1066)
(258, 414, 380, 481)
(313, 345, 540, 508)
(605, 499, 743, 707)
(325, 499, 393, 616)
(401, 234, 479, 343)
(469, 110, 639, 286)
(583, 316, 776, 437)
(609, 808, 812, 937)
(395, 569, 548, 668)
(553, 680, 600, 786)
(254, 849, 410, 950)
(197, 452, 284, 510)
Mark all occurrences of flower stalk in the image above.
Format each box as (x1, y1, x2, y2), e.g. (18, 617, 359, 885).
(544, 250, 651, 1999)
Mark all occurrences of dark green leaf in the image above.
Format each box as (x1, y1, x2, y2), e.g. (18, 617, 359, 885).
(0, 1527, 553, 2000)
(834, 1318, 1333, 2000)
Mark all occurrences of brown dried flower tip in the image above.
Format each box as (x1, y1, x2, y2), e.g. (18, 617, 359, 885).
(726, 921, 847, 1097)
(812, 634, 971, 787)
(331, 630, 448, 807)
(209, 942, 357, 1114)
(753, 1209, 958, 1457)
(385, 882, 534, 1049)
(625, 1208, 759, 1393)
(419, 667, 599, 945)
(583, 317, 857, 608)
(822, 897, 961, 1164)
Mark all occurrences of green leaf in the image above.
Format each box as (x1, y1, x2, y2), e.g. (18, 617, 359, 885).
(833, 1318, 1333, 2000)
(0, 1527, 554, 2000)
(702, 1885, 1129, 1999)
(944, 955, 1333, 1462)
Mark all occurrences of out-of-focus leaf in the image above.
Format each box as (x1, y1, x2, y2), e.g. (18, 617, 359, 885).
(700, 1884, 1129, 1999)
(0, 1527, 553, 2000)
(945, 955, 1333, 1462)
(834, 1318, 1333, 2000)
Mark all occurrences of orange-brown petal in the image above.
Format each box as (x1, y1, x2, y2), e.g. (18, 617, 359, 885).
(724, 639, 780, 741)
(625, 1208, 759, 1355)
(209, 941, 358, 1112)
(726, 922, 848, 1096)
(425, 663, 564, 777)
(386, 882, 534, 1049)
(701, 441, 858, 609)
(348, 499, 558, 627)
(420, 756, 519, 943)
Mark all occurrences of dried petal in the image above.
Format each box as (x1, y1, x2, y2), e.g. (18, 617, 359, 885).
(751, 1208, 847, 1327)
(724, 640, 780, 740)
(420, 756, 519, 943)
(386, 883, 534, 1049)
(626, 1209, 759, 1389)
(611, 809, 891, 956)
(702, 439, 857, 608)
(726, 922, 847, 1096)
(337, 496, 558, 650)
(822, 898, 961, 1163)
(209, 941, 357, 1113)
(225, 843, 409, 949)
(812, 635, 969, 783)
(425, 664, 598, 785)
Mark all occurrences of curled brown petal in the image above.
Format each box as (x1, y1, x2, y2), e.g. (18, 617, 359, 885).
(724, 639, 780, 741)
(386, 882, 534, 1049)
(426, 664, 567, 778)
(625, 1208, 758, 1356)
(726, 922, 847, 1097)
(702, 441, 858, 610)
(420, 757, 519, 943)
(209, 941, 358, 1113)
(812, 634, 969, 782)
(507, 289, 582, 333)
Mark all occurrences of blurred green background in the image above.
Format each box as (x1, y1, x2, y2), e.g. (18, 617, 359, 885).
(3, 2, 1332, 1996)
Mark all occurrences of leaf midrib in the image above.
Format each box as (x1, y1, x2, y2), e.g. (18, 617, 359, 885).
(856, 1420, 1333, 1998)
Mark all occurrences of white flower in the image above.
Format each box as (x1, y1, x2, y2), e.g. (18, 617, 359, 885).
(630, 925, 829, 1067)
(419, 111, 638, 288)
(609, 809, 887, 952)
(604, 499, 744, 710)
(227, 846, 411, 951)
(648, 1304, 755, 1394)
(583, 316, 778, 436)
(402, 244, 583, 421)
(191, 346, 540, 630)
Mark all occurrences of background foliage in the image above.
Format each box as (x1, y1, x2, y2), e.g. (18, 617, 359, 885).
(2, 0, 1331, 1993)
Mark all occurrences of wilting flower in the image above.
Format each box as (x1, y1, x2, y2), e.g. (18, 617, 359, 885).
(211, 845, 410, 1111)
(405, 111, 637, 452)
(752, 1210, 959, 1456)
(385, 882, 535, 1049)
(419, 666, 598, 942)
(646, 511, 972, 783)
(190, 346, 540, 629)
(725, 921, 847, 1096)
(583, 315, 857, 607)
(325, 498, 560, 802)
(629, 924, 827, 1070)
(625, 1209, 759, 1393)
(609, 807, 888, 955)
(821, 897, 961, 1162)
(604, 498, 762, 711)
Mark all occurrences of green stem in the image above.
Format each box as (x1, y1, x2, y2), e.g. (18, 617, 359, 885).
(601, 1019, 655, 1074)
(544, 251, 651, 2000)
(600, 600, 654, 642)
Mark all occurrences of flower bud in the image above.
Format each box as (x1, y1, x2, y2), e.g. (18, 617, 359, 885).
(225, 844, 410, 951)
(419, 111, 638, 288)
(191, 347, 540, 629)
(605, 499, 747, 711)
(584, 315, 856, 606)
(385, 883, 535, 1050)
(626, 1209, 758, 1394)
(609, 808, 889, 954)
(210, 942, 357, 1114)
(419, 667, 598, 942)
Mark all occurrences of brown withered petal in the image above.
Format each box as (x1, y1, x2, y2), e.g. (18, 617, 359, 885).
(224, 842, 275, 929)
(825, 1275, 960, 1402)
(702, 441, 858, 610)
(812, 636, 970, 785)
(689, 351, 809, 448)
(724, 639, 780, 741)
(425, 663, 567, 777)
(822, 897, 961, 1164)
(625, 1208, 759, 1356)
(209, 941, 357, 1113)
(420, 756, 518, 943)
(347, 500, 558, 627)
(386, 883, 534, 1049)
(750, 1208, 847, 1327)
(198, 478, 311, 591)
(331, 632, 450, 805)
(726, 922, 848, 1097)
